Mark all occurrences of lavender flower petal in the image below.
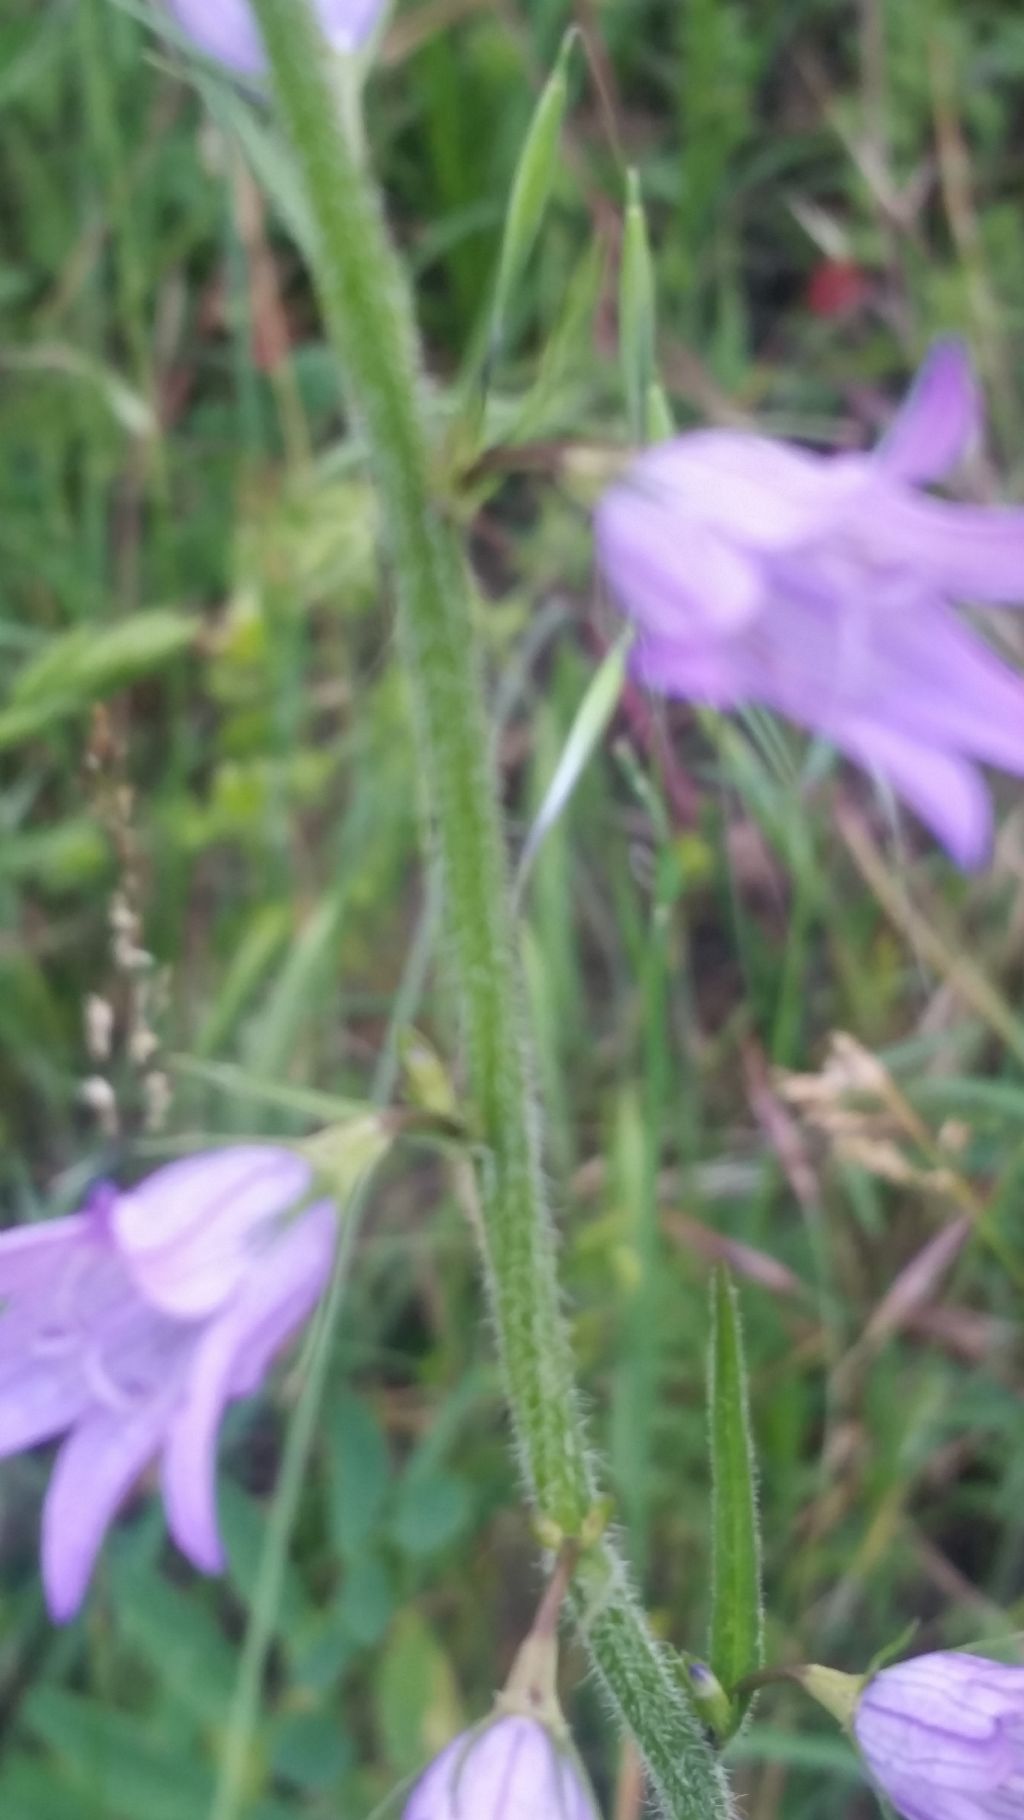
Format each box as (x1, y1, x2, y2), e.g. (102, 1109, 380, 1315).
(0, 1146, 338, 1619)
(0, 1350, 91, 1458)
(160, 1201, 335, 1572)
(860, 602, 1024, 771)
(877, 339, 980, 482)
(0, 1218, 87, 1293)
(873, 495, 1024, 603)
(112, 1146, 313, 1319)
(405, 1715, 598, 1819)
(630, 633, 751, 707)
(42, 1388, 182, 1621)
(827, 720, 992, 869)
(596, 493, 763, 634)
(165, 0, 386, 74)
(618, 434, 873, 550)
(595, 337, 1024, 864)
(854, 1651, 1024, 1820)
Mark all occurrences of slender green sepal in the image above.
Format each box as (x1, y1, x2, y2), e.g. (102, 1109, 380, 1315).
(489, 27, 579, 366)
(620, 168, 658, 441)
(793, 1665, 864, 1731)
(708, 1266, 764, 1724)
(646, 378, 676, 441)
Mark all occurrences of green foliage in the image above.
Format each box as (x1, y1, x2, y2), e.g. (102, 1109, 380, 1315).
(708, 1267, 764, 1721)
(488, 27, 578, 364)
(3, 0, 1024, 1813)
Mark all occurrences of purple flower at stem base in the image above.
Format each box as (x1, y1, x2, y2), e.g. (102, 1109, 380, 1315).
(595, 340, 1024, 867)
(165, 0, 387, 75)
(403, 1714, 599, 1820)
(403, 1591, 599, 1820)
(0, 1147, 336, 1621)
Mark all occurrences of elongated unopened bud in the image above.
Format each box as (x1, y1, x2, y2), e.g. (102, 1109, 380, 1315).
(683, 1659, 735, 1743)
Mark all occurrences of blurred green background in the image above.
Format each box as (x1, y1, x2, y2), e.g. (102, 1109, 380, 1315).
(3, 0, 1024, 1814)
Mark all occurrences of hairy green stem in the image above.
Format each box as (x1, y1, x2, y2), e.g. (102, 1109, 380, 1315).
(248, 6, 729, 1812)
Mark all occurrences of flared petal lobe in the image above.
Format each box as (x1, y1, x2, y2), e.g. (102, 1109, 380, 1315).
(161, 1200, 335, 1573)
(405, 1716, 598, 1820)
(827, 722, 993, 870)
(42, 1385, 183, 1622)
(854, 1652, 1024, 1820)
(877, 339, 980, 482)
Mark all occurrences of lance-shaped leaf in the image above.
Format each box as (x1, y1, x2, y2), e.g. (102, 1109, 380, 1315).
(514, 629, 630, 904)
(489, 28, 578, 362)
(620, 170, 673, 443)
(707, 1265, 763, 1724)
(0, 611, 196, 749)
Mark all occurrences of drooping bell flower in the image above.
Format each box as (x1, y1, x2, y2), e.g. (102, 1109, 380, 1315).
(0, 1146, 336, 1620)
(797, 1649, 1024, 1820)
(403, 1713, 598, 1820)
(165, 0, 387, 75)
(404, 1570, 599, 1819)
(595, 340, 1024, 867)
(854, 1651, 1024, 1820)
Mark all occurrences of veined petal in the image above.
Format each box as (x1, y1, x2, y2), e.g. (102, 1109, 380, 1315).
(0, 1218, 87, 1295)
(41, 1386, 180, 1622)
(621, 432, 872, 552)
(856, 1699, 1009, 1791)
(160, 1203, 335, 1574)
(597, 487, 763, 635)
(877, 340, 980, 482)
(874, 494, 1024, 603)
(113, 1147, 313, 1320)
(860, 602, 1024, 775)
(830, 719, 993, 867)
(630, 634, 752, 706)
(406, 1716, 598, 1820)
(867, 1779, 991, 1820)
(0, 1349, 89, 1458)
(864, 1655, 1024, 1729)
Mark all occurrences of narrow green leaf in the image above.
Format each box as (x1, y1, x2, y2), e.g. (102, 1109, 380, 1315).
(0, 610, 195, 749)
(708, 1265, 763, 1717)
(489, 27, 578, 360)
(515, 628, 631, 904)
(620, 169, 658, 442)
(4, 343, 157, 436)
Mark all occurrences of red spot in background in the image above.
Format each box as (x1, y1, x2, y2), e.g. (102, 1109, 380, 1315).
(806, 258, 870, 319)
